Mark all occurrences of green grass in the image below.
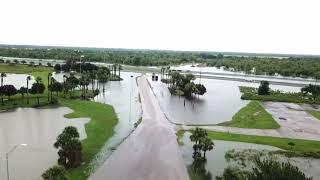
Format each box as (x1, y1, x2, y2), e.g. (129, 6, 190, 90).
(59, 99, 118, 180)
(307, 110, 320, 121)
(0, 63, 51, 74)
(219, 101, 280, 129)
(178, 130, 320, 158)
(239, 86, 320, 104)
(206, 131, 320, 153)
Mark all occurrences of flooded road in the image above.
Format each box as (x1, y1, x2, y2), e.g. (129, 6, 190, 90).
(0, 107, 89, 180)
(90, 76, 189, 180)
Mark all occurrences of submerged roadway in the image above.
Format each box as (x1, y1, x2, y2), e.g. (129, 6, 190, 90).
(89, 75, 189, 180)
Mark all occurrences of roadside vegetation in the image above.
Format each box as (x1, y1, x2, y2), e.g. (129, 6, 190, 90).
(178, 130, 320, 158)
(219, 100, 280, 129)
(240, 83, 320, 104)
(216, 157, 312, 180)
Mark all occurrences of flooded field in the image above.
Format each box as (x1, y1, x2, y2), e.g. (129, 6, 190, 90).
(1, 73, 35, 89)
(0, 107, 89, 180)
(90, 72, 142, 172)
(179, 132, 320, 179)
(148, 75, 300, 125)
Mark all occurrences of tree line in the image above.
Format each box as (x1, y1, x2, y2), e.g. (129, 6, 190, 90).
(2, 47, 320, 79)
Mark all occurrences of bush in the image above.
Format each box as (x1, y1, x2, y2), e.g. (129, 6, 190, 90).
(258, 81, 270, 95)
(42, 165, 67, 180)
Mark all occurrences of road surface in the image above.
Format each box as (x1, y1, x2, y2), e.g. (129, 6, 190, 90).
(89, 76, 189, 180)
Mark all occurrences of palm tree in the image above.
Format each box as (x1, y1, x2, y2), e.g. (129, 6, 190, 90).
(89, 71, 96, 91)
(201, 138, 214, 158)
(118, 64, 121, 78)
(36, 77, 42, 105)
(1, 73, 6, 87)
(1, 73, 6, 104)
(26, 76, 31, 104)
(63, 75, 68, 97)
(47, 73, 52, 102)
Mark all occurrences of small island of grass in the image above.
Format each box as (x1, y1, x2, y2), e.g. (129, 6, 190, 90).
(219, 100, 280, 129)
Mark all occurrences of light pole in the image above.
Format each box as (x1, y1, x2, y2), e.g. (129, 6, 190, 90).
(80, 55, 84, 75)
(6, 144, 27, 180)
(129, 75, 133, 123)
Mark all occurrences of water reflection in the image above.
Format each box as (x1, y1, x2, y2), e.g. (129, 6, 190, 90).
(89, 72, 142, 172)
(1, 73, 35, 89)
(179, 132, 279, 179)
(0, 107, 89, 180)
(179, 132, 320, 180)
(148, 74, 302, 125)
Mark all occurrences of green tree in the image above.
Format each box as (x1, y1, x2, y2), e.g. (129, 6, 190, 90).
(301, 84, 320, 100)
(49, 81, 63, 96)
(26, 76, 31, 104)
(48, 73, 52, 102)
(19, 87, 28, 99)
(30, 77, 45, 105)
(201, 137, 214, 158)
(0, 85, 17, 100)
(258, 81, 270, 95)
(1, 73, 6, 104)
(42, 165, 67, 180)
(54, 64, 61, 72)
(248, 158, 312, 180)
(54, 126, 83, 169)
(217, 158, 312, 180)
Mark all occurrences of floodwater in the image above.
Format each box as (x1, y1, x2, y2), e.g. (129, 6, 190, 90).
(0, 107, 89, 180)
(148, 75, 300, 125)
(1, 73, 35, 89)
(90, 72, 142, 173)
(179, 132, 320, 179)
(0, 71, 142, 179)
(172, 64, 318, 85)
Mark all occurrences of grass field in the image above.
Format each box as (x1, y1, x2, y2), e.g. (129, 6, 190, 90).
(178, 130, 320, 156)
(239, 86, 320, 104)
(219, 101, 280, 129)
(308, 110, 320, 121)
(60, 99, 118, 180)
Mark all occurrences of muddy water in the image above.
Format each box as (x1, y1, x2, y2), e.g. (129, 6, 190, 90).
(179, 132, 320, 179)
(148, 74, 301, 125)
(0, 107, 89, 180)
(1, 73, 35, 89)
(52, 71, 143, 173)
(89, 72, 142, 173)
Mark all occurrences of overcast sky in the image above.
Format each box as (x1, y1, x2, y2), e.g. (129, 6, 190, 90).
(0, 0, 319, 55)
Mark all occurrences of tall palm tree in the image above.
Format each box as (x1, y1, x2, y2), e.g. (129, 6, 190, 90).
(36, 77, 42, 105)
(201, 138, 214, 158)
(1, 73, 6, 87)
(118, 64, 121, 78)
(26, 76, 31, 104)
(63, 75, 68, 97)
(1, 73, 6, 104)
(47, 73, 52, 102)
